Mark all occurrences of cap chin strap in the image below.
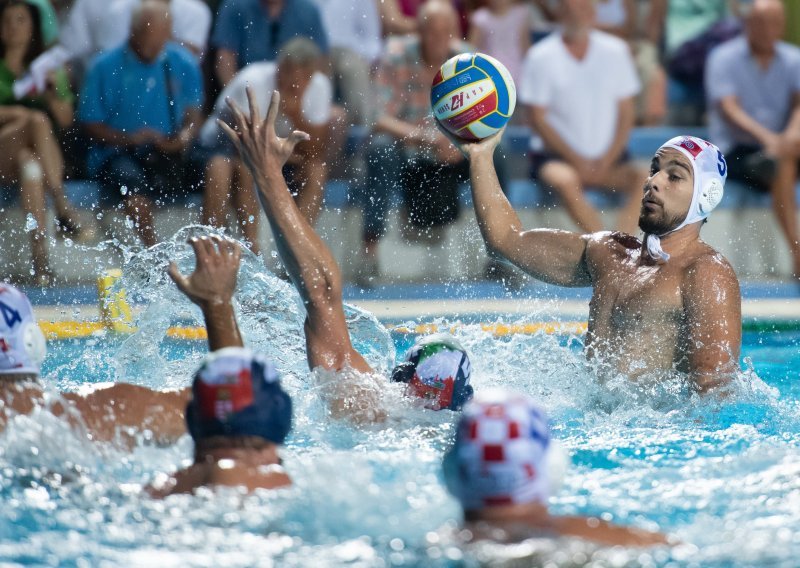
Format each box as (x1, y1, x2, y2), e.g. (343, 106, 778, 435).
(645, 167, 709, 263)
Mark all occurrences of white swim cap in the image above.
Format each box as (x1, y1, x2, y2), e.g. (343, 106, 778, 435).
(0, 285, 46, 377)
(443, 389, 566, 511)
(646, 136, 728, 262)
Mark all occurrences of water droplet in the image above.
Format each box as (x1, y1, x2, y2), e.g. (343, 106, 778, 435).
(24, 214, 38, 232)
(64, 238, 73, 248)
(248, 215, 255, 223)
(120, 185, 128, 196)
(270, 251, 278, 259)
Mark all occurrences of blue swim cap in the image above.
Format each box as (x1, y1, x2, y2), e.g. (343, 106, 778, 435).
(390, 333, 473, 411)
(186, 347, 292, 445)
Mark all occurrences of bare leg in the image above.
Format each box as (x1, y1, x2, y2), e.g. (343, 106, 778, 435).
(770, 156, 800, 276)
(26, 110, 77, 222)
(232, 160, 260, 254)
(539, 161, 603, 233)
(600, 161, 646, 235)
(202, 156, 235, 227)
(17, 149, 50, 279)
(124, 194, 157, 247)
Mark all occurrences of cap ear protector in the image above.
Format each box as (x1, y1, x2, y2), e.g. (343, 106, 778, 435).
(698, 178, 724, 215)
(21, 322, 47, 370)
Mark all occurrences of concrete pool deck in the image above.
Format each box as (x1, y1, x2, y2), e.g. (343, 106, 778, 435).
(23, 281, 800, 328)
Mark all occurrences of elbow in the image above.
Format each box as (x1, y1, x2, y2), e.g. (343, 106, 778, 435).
(302, 264, 342, 308)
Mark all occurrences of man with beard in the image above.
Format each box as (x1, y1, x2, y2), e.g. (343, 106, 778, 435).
(444, 129, 741, 392)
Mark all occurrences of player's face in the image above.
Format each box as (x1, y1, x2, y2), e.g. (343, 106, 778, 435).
(420, 13, 455, 63)
(560, 0, 596, 28)
(639, 149, 694, 235)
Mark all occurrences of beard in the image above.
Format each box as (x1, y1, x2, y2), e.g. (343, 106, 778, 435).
(638, 208, 685, 236)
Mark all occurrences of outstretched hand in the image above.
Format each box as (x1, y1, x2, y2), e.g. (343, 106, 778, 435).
(434, 118, 505, 160)
(168, 236, 241, 307)
(217, 87, 310, 178)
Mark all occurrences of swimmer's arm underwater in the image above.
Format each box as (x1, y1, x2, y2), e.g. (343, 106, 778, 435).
(682, 257, 742, 393)
(438, 124, 592, 287)
(219, 88, 373, 376)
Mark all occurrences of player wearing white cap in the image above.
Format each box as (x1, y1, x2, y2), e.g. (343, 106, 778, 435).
(444, 389, 667, 546)
(441, 127, 741, 392)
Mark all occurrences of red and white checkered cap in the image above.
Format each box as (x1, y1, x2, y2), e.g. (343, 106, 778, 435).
(444, 389, 551, 511)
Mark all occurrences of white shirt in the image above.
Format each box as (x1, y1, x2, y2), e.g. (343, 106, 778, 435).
(518, 30, 640, 159)
(200, 62, 333, 146)
(311, 0, 382, 62)
(16, 0, 211, 95)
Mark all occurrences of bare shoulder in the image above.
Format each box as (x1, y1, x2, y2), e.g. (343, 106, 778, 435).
(584, 231, 641, 269)
(683, 247, 740, 297)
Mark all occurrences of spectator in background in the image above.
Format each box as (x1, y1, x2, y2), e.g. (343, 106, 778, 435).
(12, 0, 211, 96)
(78, 0, 203, 247)
(358, 1, 468, 286)
(707, 0, 800, 278)
(647, 0, 741, 124)
(377, 0, 417, 36)
(519, 0, 644, 234)
(594, 0, 667, 125)
(211, 0, 328, 88)
(312, 0, 381, 127)
(199, 38, 332, 250)
(0, 0, 82, 283)
(468, 0, 533, 88)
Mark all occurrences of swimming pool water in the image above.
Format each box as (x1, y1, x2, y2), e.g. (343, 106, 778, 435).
(4, 236, 800, 567)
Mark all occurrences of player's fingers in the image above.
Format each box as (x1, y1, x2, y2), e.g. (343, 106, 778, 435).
(225, 96, 249, 133)
(167, 262, 190, 293)
(287, 130, 311, 148)
(265, 90, 280, 129)
(246, 86, 261, 127)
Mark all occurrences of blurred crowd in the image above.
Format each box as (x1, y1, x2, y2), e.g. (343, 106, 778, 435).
(1, 0, 800, 284)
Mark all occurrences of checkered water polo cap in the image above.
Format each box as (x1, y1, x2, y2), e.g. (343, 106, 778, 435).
(186, 347, 292, 445)
(646, 136, 728, 262)
(0, 285, 46, 376)
(390, 333, 473, 411)
(443, 389, 552, 511)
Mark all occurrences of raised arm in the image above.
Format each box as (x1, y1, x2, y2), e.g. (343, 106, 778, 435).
(442, 126, 592, 286)
(63, 236, 247, 445)
(219, 89, 372, 375)
(682, 256, 742, 393)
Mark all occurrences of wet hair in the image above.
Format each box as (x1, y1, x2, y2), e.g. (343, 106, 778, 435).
(0, 0, 45, 67)
(277, 37, 322, 68)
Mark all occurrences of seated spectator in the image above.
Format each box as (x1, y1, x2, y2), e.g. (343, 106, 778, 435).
(706, 0, 800, 278)
(647, 0, 742, 124)
(211, 0, 328, 87)
(594, 0, 667, 125)
(199, 38, 331, 249)
(13, 0, 211, 95)
(467, 0, 533, 88)
(377, 0, 417, 36)
(0, 0, 82, 283)
(519, 0, 644, 234)
(78, 0, 203, 247)
(312, 0, 381, 126)
(358, 1, 468, 286)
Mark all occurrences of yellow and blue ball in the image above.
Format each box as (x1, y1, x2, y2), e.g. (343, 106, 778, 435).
(431, 53, 516, 141)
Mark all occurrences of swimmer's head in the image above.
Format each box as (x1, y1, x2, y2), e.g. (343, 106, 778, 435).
(640, 136, 727, 237)
(0, 285, 46, 380)
(186, 347, 292, 446)
(390, 333, 473, 411)
(443, 389, 567, 513)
